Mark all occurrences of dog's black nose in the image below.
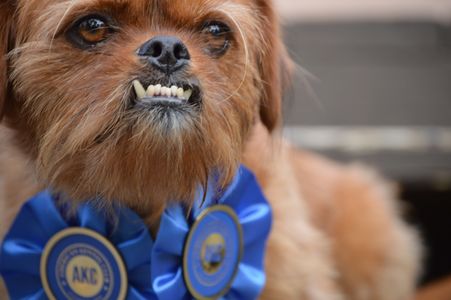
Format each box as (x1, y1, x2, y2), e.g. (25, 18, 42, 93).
(137, 36, 190, 74)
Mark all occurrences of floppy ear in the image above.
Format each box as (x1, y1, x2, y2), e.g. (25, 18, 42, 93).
(0, 1, 15, 120)
(255, 0, 293, 131)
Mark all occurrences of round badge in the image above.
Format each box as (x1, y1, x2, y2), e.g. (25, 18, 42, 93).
(40, 228, 128, 300)
(183, 205, 243, 300)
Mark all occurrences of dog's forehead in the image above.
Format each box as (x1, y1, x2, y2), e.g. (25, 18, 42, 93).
(154, 0, 251, 24)
(25, 0, 248, 16)
(19, 0, 255, 32)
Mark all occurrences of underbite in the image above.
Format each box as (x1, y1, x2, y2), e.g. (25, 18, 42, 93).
(132, 80, 199, 106)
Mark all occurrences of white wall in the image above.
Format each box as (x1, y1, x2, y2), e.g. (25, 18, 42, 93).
(275, 0, 451, 23)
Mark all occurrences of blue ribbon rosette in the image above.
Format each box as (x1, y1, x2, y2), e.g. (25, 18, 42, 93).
(0, 190, 154, 300)
(0, 166, 272, 300)
(151, 166, 272, 300)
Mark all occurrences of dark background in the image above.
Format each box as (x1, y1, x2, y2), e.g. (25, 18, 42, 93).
(282, 21, 451, 285)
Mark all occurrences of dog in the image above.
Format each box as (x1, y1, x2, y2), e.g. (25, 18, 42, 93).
(0, 0, 421, 299)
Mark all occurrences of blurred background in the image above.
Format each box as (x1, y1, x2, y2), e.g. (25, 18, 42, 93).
(275, 0, 451, 289)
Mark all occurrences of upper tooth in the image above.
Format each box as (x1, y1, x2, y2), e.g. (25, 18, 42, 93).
(147, 85, 155, 97)
(171, 86, 178, 97)
(184, 89, 193, 100)
(133, 80, 146, 99)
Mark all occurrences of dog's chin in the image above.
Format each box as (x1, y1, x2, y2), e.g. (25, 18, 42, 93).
(48, 139, 231, 224)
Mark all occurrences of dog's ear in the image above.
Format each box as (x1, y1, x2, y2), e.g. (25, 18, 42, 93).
(0, 1, 15, 120)
(255, 0, 293, 131)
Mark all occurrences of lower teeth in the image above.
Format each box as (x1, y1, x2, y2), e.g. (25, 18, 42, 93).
(133, 81, 193, 100)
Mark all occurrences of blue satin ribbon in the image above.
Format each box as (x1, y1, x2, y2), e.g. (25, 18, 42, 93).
(0, 190, 155, 300)
(0, 166, 272, 300)
(152, 166, 272, 300)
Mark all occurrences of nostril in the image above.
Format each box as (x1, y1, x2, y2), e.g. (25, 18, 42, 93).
(174, 43, 190, 60)
(138, 36, 190, 73)
(149, 41, 163, 58)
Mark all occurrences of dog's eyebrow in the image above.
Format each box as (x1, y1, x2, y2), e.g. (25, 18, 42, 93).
(51, 0, 148, 37)
(210, 2, 257, 25)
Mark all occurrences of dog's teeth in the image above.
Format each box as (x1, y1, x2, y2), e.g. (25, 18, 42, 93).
(184, 89, 193, 100)
(147, 85, 155, 97)
(133, 80, 146, 99)
(155, 84, 162, 96)
(161, 87, 167, 97)
(165, 87, 172, 97)
(171, 86, 178, 97)
(177, 88, 184, 99)
(137, 83, 193, 100)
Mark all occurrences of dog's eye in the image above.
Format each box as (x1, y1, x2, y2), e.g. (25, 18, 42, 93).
(204, 22, 230, 37)
(201, 21, 231, 57)
(78, 18, 109, 43)
(67, 15, 113, 48)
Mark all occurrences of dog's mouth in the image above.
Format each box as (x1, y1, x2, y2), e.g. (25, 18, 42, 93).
(131, 79, 202, 109)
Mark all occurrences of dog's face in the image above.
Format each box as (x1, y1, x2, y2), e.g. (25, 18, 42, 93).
(0, 0, 289, 218)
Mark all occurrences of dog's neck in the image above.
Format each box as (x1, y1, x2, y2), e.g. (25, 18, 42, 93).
(0, 122, 275, 239)
(133, 122, 276, 235)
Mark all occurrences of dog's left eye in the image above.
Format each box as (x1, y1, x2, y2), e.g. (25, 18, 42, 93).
(201, 21, 232, 57)
(67, 15, 113, 48)
(204, 22, 230, 37)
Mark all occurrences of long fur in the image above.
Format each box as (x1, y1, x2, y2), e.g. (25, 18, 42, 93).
(0, 0, 421, 299)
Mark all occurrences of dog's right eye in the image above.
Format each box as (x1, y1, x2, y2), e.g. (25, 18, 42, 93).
(67, 15, 114, 49)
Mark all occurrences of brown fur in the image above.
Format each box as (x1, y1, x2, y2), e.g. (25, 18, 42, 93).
(0, 0, 421, 299)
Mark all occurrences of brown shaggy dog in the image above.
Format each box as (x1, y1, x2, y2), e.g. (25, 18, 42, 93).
(0, 0, 421, 299)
